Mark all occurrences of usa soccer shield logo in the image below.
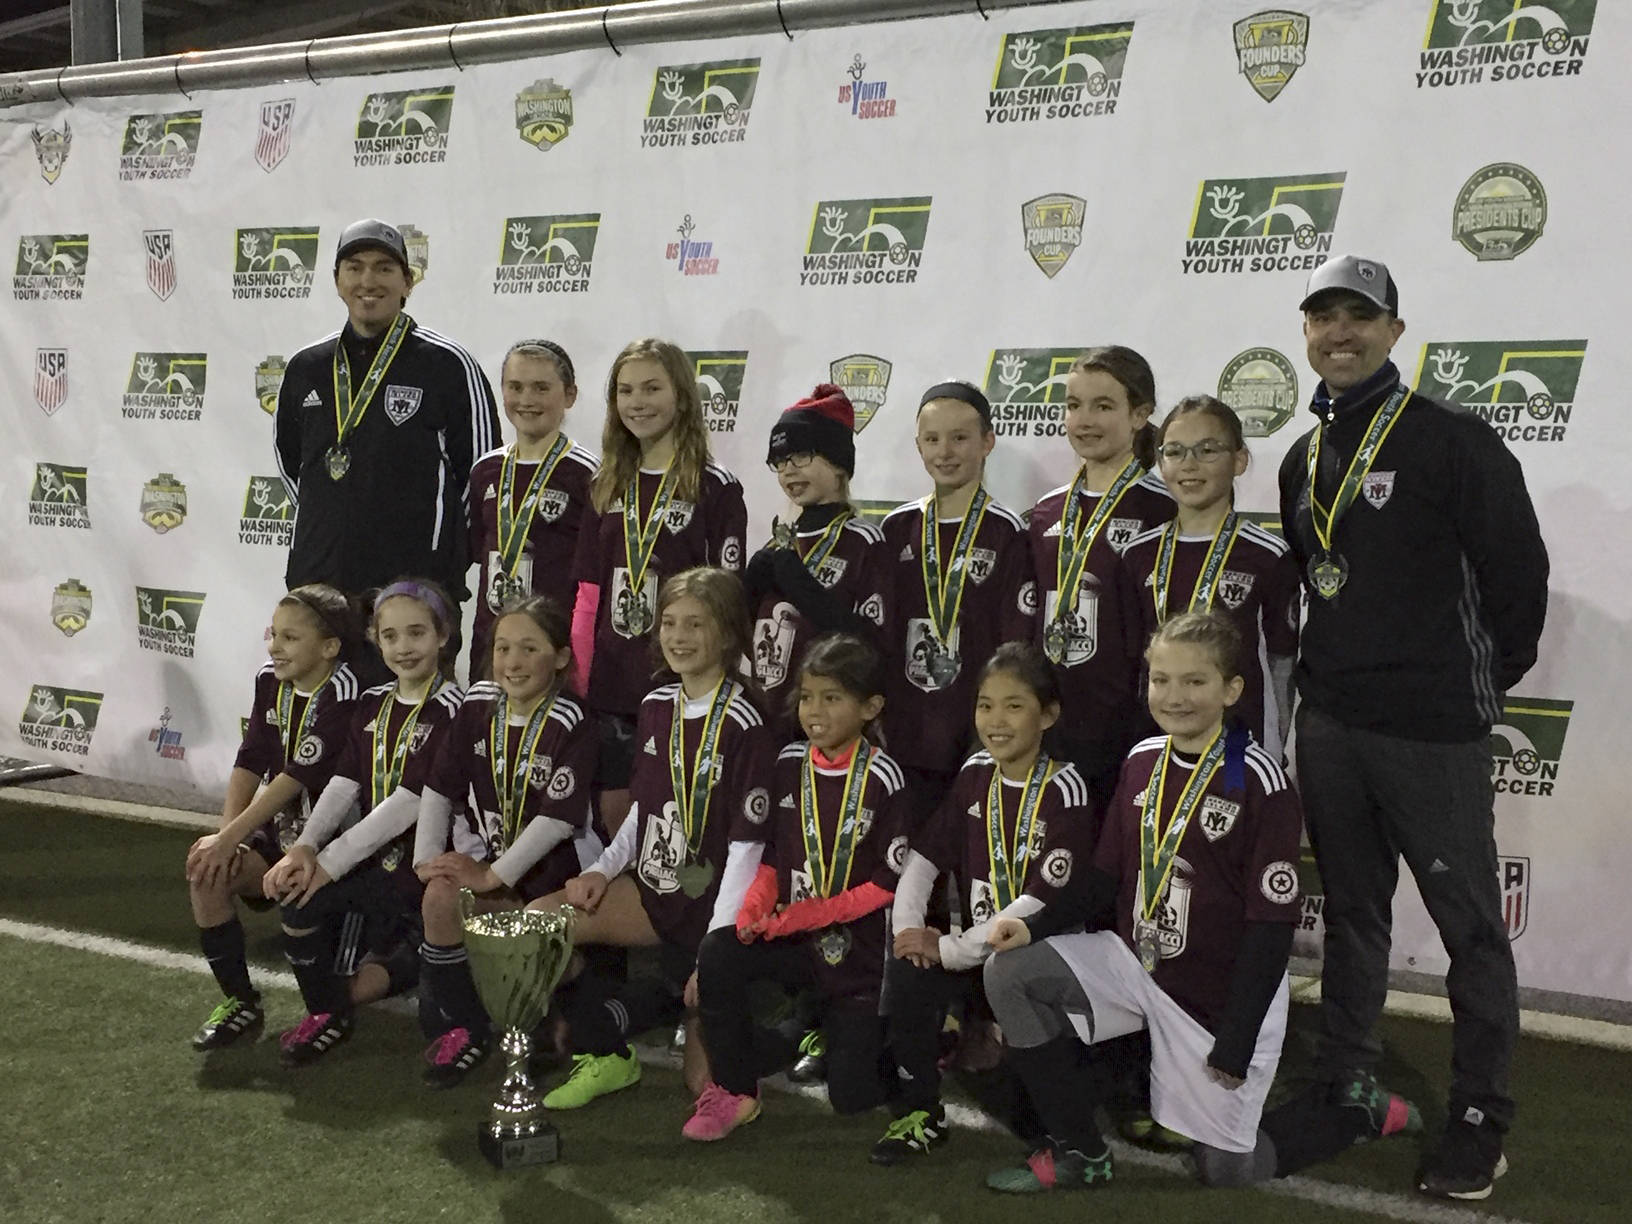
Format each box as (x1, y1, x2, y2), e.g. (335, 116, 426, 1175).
(255, 98, 295, 172)
(1362, 471, 1395, 509)
(34, 348, 68, 415)
(144, 229, 176, 301)
(1499, 855, 1530, 939)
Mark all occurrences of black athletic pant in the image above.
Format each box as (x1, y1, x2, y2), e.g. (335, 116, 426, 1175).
(558, 941, 689, 1057)
(279, 864, 413, 1015)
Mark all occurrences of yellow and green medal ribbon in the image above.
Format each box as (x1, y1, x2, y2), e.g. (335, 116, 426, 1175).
(1302, 386, 1410, 599)
(1137, 729, 1226, 970)
(327, 311, 412, 480)
(1046, 457, 1144, 658)
(1152, 511, 1242, 624)
(494, 434, 571, 603)
(920, 487, 990, 671)
(986, 753, 1054, 910)
(370, 678, 440, 810)
(669, 679, 733, 898)
(621, 463, 676, 636)
(799, 740, 872, 898)
(489, 690, 557, 850)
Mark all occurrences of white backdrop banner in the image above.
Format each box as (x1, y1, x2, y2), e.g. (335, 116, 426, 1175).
(2, 0, 1626, 1003)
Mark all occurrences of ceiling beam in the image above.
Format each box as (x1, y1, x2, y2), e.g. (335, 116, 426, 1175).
(0, 8, 71, 40)
(154, 0, 423, 52)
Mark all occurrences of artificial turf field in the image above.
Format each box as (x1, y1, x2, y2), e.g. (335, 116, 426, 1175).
(1, 804, 1625, 1224)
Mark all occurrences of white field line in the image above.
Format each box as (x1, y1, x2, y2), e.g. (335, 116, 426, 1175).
(0, 916, 1532, 1224)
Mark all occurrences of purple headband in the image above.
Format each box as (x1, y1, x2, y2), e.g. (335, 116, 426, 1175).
(375, 581, 451, 631)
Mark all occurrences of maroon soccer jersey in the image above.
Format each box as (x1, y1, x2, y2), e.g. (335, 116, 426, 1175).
(424, 681, 599, 899)
(752, 515, 890, 729)
(916, 752, 1096, 926)
(625, 679, 775, 954)
(234, 661, 361, 851)
(1118, 520, 1301, 744)
(574, 462, 747, 717)
(467, 439, 598, 670)
(880, 495, 1037, 774)
(754, 740, 908, 1002)
(1093, 734, 1304, 1033)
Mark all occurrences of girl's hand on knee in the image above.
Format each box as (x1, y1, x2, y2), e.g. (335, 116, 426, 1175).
(564, 871, 608, 914)
(986, 917, 1032, 952)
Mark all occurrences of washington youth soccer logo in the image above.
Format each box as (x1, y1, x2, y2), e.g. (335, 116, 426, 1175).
(13, 233, 87, 300)
(1234, 11, 1309, 102)
(354, 85, 455, 165)
(232, 226, 319, 300)
(239, 476, 295, 547)
(51, 579, 92, 637)
(34, 348, 68, 415)
(256, 356, 287, 415)
(516, 78, 574, 150)
(123, 353, 207, 422)
(688, 351, 748, 434)
(494, 215, 599, 295)
(838, 54, 896, 119)
(668, 215, 719, 277)
(802, 197, 931, 286)
(143, 230, 176, 301)
(1183, 172, 1344, 275)
(1022, 194, 1085, 279)
(149, 707, 187, 760)
(1453, 164, 1546, 260)
(119, 111, 201, 180)
(830, 355, 893, 432)
(642, 58, 760, 148)
(256, 99, 295, 172)
(1218, 348, 1299, 437)
(19, 685, 103, 757)
(31, 121, 71, 183)
(1490, 696, 1571, 798)
(1414, 338, 1585, 443)
(28, 463, 89, 529)
(987, 23, 1133, 124)
(136, 587, 205, 658)
(1418, 0, 1594, 89)
(982, 348, 1078, 439)
(1498, 855, 1531, 939)
(140, 473, 188, 533)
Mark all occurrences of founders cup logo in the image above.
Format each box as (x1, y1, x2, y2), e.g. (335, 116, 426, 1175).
(119, 110, 202, 180)
(982, 348, 1078, 439)
(140, 473, 188, 533)
(123, 352, 207, 421)
(1415, 338, 1585, 443)
(354, 85, 455, 166)
(1418, 0, 1594, 89)
(1183, 172, 1344, 275)
(1234, 10, 1310, 102)
(19, 685, 103, 757)
(801, 197, 931, 287)
(830, 355, 893, 433)
(240, 476, 295, 547)
(642, 59, 760, 148)
(516, 78, 573, 150)
(28, 462, 90, 529)
(688, 351, 748, 435)
(232, 225, 319, 300)
(493, 215, 599, 295)
(1453, 163, 1546, 260)
(1022, 193, 1085, 279)
(1218, 348, 1299, 437)
(51, 579, 93, 637)
(1490, 696, 1571, 797)
(14, 233, 87, 301)
(137, 586, 206, 658)
(988, 24, 1132, 124)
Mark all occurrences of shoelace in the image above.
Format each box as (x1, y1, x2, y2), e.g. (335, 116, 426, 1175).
(429, 1027, 473, 1066)
(565, 1053, 597, 1080)
(883, 1112, 929, 1141)
(281, 1012, 333, 1050)
(694, 1083, 737, 1120)
(797, 1030, 824, 1057)
(205, 998, 240, 1025)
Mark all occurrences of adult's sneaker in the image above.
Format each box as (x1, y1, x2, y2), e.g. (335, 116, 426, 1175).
(870, 1106, 948, 1165)
(192, 997, 265, 1051)
(682, 1083, 761, 1141)
(1417, 1107, 1508, 1200)
(543, 1050, 642, 1109)
(986, 1142, 1114, 1193)
(279, 1012, 354, 1068)
(422, 1027, 490, 1089)
(787, 1029, 826, 1084)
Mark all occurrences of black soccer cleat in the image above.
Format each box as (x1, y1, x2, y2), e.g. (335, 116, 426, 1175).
(278, 1011, 354, 1068)
(192, 997, 265, 1051)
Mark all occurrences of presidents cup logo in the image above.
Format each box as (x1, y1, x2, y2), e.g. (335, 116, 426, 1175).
(988, 24, 1132, 124)
(688, 351, 748, 435)
(1415, 338, 1585, 443)
(493, 215, 599, 295)
(256, 356, 287, 415)
(398, 223, 430, 285)
(32, 121, 71, 184)
(516, 78, 573, 149)
(1022, 194, 1085, 279)
(641, 58, 760, 148)
(1453, 163, 1546, 260)
(1218, 348, 1299, 437)
(28, 463, 89, 529)
(354, 85, 455, 165)
(51, 579, 92, 637)
(982, 348, 1078, 439)
(1234, 11, 1310, 102)
(838, 54, 896, 119)
(1491, 696, 1571, 797)
(256, 99, 295, 172)
(1183, 172, 1344, 275)
(232, 225, 319, 300)
(13, 233, 87, 300)
(240, 476, 295, 546)
(1418, 0, 1594, 89)
(830, 355, 893, 433)
(140, 473, 188, 533)
(149, 707, 187, 760)
(668, 214, 719, 277)
(34, 348, 68, 415)
(801, 197, 931, 287)
(123, 353, 207, 422)
(119, 110, 202, 180)
(137, 587, 205, 658)
(19, 685, 103, 757)
(144, 229, 176, 301)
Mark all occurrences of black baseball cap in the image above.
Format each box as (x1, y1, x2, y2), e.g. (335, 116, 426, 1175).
(1299, 254, 1400, 316)
(334, 219, 411, 277)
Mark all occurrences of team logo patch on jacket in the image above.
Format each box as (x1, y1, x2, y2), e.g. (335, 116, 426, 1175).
(383, 384, 422, 426)
(1198, 796, 1240, 841)
(1362, 471, 1395, 509)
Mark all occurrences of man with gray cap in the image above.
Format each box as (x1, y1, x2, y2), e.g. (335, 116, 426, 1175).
(275, 219, 499, 677)
(1261, 255, 1548, 1200)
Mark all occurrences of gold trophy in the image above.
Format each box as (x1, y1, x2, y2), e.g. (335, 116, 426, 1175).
(461, 893, 577, 1168)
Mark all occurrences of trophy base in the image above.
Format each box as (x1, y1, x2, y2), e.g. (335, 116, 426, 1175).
(479, 1123, 561, 1169)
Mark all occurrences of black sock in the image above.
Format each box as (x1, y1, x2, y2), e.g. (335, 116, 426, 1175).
(557, 972, 633, 1058)
(1005, 1036, 1106, 1155)
(419, 940, 489, 1038)
(200, 919, 257, 1004)
(284, 926, 347, 1017)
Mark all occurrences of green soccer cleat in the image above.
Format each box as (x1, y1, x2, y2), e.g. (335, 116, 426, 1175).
(871, 1106, 949, 1166)
(543, 1050, 642, 1110)
(787, 1029, 826, 1084)
(191, 996, 264, 1051)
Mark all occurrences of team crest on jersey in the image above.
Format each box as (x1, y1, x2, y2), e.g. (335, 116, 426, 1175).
(1044, 588, 1099, 666)
(963, 547, 997, 585)
(813, 556, 849, 589)
(51, 579, 93, 637)
(1041, 848, 1073, 886)
(664, 500, 696, 533)
(1018, 581, 1037, 617)
(1361, 471, 1395, 509)
(753, 603, 799, 688)
(34, 348, 68, 415)
(527, 487, 570, 524)
(745, 787, 770, 825)
(144, 229, 176, 301)
(639, 802, 687, 894)
(32, 121, 72, 184)
(294, 735, 324, 767)
(1260, 860, 1299, 904)
(1199, 796, 1241, 842)
(905, 619, 961, 693)
(409, 723, 435, 754)
(887, 835, 908, 872)
(1217, 570, 1255, 611)
(1107, 518, 1141, 551)
(383, 385, 423, 426)
(969, 878, 996, 925)
(1499, 855, 1530, 939)
(609, 568, 657, 639)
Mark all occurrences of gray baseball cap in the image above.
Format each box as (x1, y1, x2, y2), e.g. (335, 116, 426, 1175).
(1299, 254, 1399, 315)
(334, 218, 411, 275)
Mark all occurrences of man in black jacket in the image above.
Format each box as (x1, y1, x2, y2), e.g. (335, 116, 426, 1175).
(1269, 255, 1548, 1202)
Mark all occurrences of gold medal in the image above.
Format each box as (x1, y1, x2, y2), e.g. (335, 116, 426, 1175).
(325, 446, 350, 481)
(1136, 923, 1161, 974)
(817, 925, 852, 966)
(1303, 385, 1410, 599)
(675, 859, 715, 899)
(1042, 620, 1067, 664)
(1308, 551, 1348, 600)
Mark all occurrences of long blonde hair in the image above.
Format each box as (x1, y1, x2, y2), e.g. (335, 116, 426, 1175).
(591, 338, 711, 512)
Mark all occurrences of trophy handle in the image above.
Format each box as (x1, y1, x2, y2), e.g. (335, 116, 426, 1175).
(459, 886, 480, 924)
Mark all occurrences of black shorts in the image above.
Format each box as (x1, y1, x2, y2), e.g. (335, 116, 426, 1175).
(596, 711, 637, 790)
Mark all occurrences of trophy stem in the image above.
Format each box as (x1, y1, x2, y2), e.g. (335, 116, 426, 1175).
(490, 1027, 540, 1132)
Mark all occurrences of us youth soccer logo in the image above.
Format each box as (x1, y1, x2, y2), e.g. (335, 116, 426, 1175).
(1218, 348, 1299, 437)
(1490, 696, 1571, 797)
(51, 579, 92, 637)
(354, 85, 455, 165)
(516, 78, 573, 150)
(34, 348, 68, 415)
(119, 110, 202, 180)
(801, 197, 931, 286)
(1453, 163, 1546, 260)
(1414, 338, 1585, 444)
(398, 223, 430, 285)
(1498, 855, 1531, 939)
(123, 353, 207, 422)
(1022, 194, 1085, 279)
(136, 587, 206, 659)
(982, 348, 1078, 438)
(667, 215, 719, 277)
(1234, 11, 1310, 102)
(1418, 0, 1594, 89)
(256, 356, 287, 415)
(27, 462, 89, 529)
(838, 54, 896, 119)
(255, 99, 295, 172)
(18, 685, 103, 758)
(31, 121, 72, 184)
(139, 473, 188, 533)
(143, 229, 176, 301)
(149, 707, 187, 761)
(830, 355, 893, 432)
(13, 233, 87, 301)
(232, 225, 319, 300)
(987, 24, 1133, 124)
(493, 215, 599, 295)
(239, 476, 295, 547)
(688, 351, 748, 434)
(1183, 172, 1345, 275)
(641, 58, 760, 148)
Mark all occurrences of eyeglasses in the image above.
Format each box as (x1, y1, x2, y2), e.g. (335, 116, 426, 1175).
(1158, 440, 1235, 464)
(767, 452, 817, 474)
